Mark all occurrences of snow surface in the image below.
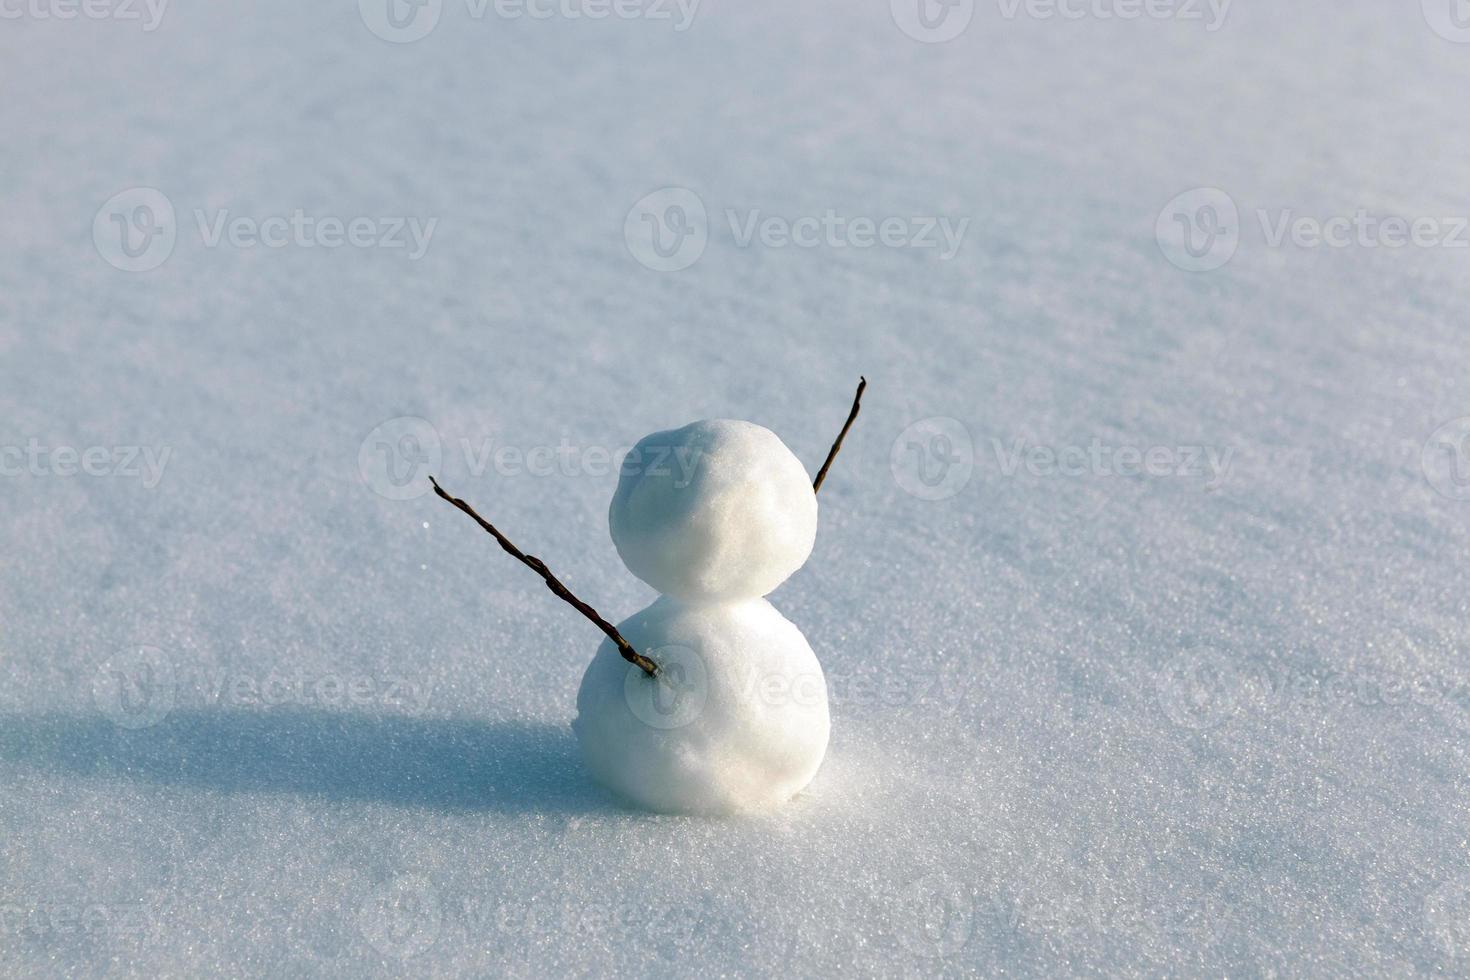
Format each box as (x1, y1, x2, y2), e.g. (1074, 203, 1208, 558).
(3, 0, 1470, 976)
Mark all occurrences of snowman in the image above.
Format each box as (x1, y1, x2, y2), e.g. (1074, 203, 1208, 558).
(574, 418, 832, 814)
(429, 381, 863, 815)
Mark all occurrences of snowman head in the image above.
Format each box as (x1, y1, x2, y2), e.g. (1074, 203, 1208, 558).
(609, 419, 818, 602)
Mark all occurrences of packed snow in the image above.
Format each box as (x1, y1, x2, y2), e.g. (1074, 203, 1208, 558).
(575, 596, 829, 815)
(608, 419, 818, 602)
(3, 0, 1470, 977)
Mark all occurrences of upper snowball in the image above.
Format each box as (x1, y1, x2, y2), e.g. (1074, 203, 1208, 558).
(609, 419, 818, 601)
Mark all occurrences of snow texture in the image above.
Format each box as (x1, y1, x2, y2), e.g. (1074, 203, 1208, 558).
(609, 419, 818, 601)
(3, 0, 1470, 977)
(575, 596, 829, 815)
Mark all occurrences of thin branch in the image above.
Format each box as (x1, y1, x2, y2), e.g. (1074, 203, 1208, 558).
(812, 376, 867, 493)
(428, 476, 659, 677)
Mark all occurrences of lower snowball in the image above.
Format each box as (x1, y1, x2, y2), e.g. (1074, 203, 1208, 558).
(574, 596, 830, 815)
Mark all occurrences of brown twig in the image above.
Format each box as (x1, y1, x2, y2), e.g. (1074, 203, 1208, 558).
(812, 376, 867, 493)
(428, 476, 659, 676)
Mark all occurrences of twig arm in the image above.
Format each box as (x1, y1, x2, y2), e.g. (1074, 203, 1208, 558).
(428, 476, 659, 676)
(812, 376, 867, 493)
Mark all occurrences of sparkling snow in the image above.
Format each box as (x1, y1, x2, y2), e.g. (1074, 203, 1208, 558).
(2, 0, 1470, 976)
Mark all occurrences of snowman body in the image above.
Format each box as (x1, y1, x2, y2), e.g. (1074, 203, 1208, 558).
(573, 419, 831, 814)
